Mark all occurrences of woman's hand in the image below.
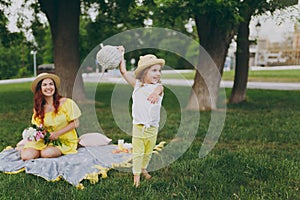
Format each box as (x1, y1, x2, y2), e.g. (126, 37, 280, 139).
(47, 119, 79, 142)
(49, 132, 59, 141)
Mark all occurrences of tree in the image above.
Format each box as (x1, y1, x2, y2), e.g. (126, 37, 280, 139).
(187, 1, 238, 110)
(38, 0, 85, 100)
(9, 0, 236, 107)
(2, 0, 141, 99)
(229, 0, 298, 104)
(34, 0, 139, 100)
(152, 0, 240, 110)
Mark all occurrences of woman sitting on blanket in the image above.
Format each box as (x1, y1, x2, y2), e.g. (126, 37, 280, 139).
(21, 73, 81, 161)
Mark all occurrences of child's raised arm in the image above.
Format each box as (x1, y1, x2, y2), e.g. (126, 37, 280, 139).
(118, 46, 136, 87)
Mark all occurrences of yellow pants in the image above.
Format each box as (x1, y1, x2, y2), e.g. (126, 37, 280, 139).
(132, 124, 158, 175)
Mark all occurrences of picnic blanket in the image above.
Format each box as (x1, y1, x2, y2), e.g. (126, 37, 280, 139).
(0, 145, 132, 189)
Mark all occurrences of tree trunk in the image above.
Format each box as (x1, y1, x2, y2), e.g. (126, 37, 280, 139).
(229, 16, 251, 103)
(187, 68, 217, 111)
(186, 15, 234, 111)
(38, 0, 85, 101)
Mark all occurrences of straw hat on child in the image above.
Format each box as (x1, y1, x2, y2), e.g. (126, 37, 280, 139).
(31, 73, 60, 92)
(134, 54, 165, 77)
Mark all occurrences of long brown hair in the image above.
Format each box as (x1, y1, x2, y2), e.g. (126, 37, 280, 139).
(33, 79, 62, 124)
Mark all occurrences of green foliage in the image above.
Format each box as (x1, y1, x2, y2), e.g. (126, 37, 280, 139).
(152, 0, 240, 34)
(1, 0, 297, 80)
(80, 1, 197, 69)
(0, 41, 34, 79)
(236, 0, 297, 22)
(0, 0, 53, 79)
(0, 3, 38, 79)
(81, 1, 144, 55)
(39, 26, 54, 64)
(0, 83, 299, 199)
(31, 18, 53, 64)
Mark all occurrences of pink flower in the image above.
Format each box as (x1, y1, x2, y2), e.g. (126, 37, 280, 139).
(35, 131, 45, 140)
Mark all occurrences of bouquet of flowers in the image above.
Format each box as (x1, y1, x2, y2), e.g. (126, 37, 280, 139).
(22, 124, 61, 146)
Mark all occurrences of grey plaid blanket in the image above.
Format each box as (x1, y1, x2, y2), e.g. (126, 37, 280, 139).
(0, 145, 132, 188)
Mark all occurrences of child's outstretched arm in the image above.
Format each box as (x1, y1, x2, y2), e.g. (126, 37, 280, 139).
(118, 46, 136, 87)
(147, 84, 163, 104)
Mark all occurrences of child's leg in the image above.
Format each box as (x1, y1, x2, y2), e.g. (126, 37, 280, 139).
(133, 174, 140, 188)
(132, 136, 144, 175)
(132, 135, 144, 187)
(141, 126, 158, 178)
(132, 124, 148, 177)
(141, 168, 152, 180)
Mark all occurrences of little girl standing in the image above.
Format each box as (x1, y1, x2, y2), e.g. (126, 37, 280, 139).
(118, 46, 165, 187)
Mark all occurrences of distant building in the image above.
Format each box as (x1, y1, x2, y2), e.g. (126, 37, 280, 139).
(252, 21, 300, 66)
(291, 21, 300, 64)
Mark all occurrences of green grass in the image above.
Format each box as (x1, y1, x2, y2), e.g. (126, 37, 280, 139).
(0, 83, 300, 199)
(162, 69, 300, 82)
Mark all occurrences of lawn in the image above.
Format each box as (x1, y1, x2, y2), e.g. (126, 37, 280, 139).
(162, 69, 300, 83)
(0, 82, 299, 199)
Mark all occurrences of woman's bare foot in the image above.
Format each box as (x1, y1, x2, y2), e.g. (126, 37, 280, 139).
(142, 169, 151, 180)
(133, 175, 140, 188)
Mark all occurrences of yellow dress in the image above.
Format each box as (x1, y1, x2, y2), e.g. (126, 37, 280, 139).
(23, 98, 81, 154)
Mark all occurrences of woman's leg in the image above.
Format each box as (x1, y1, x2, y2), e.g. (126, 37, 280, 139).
(40, 146, 62, 158)
(21, 148, 40, 161)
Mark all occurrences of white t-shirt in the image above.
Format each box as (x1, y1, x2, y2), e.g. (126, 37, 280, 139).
(132, 80, 163, 127)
